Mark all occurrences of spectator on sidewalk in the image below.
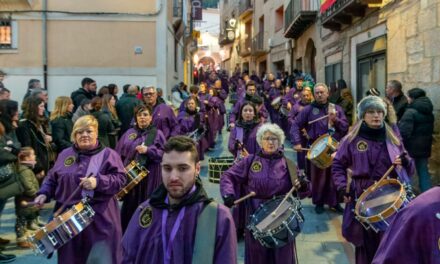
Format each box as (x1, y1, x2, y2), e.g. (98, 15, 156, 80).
(71, 77, 97, 112)
(385, 80, 407, 121)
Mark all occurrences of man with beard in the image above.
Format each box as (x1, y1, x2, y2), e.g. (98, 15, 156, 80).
(229, 81, 268, 129)
(291, 83, 348, 214)
(141, 86, 177, 139)
(122, 136, 237, 264)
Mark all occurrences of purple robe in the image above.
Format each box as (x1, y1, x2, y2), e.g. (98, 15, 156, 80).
(372, 186, 440, 264)
(332, 127, 414, 264)
(288, 101, 311, 172)
(178, 97, 206, 113)
(176, 110, 207, 160)
(291, 102, 349, 207)
(115, 127, 166, 231)
(268, 87, 282, 125)
(152, 103, 178, 139)
(122, 193, 237, 264)
(220, 151, 298, 264)
(38, 146, 126, 264)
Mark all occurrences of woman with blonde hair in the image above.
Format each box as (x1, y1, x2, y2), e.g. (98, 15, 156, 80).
(50, 96, 74, 152)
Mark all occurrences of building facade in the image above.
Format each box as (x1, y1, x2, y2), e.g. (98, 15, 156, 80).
(0, 0, 191, 107)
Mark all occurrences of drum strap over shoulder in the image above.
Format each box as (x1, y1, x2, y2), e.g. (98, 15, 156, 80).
(192, 201, 218, 264)
(144, 126, 158, 146)
(284, 157, 299, 186)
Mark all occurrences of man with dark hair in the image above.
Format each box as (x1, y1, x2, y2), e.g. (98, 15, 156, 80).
(386, 80, 407, 121)
(0, 88, 10, 100)
(71, 77, 97, 111)
(22, 78, 43, 100)
(122, 136, 237, 264)
(116, 85, 142, 135)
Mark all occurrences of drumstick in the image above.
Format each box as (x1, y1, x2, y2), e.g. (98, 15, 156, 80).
(54, 173, 93, 217)
(371, 164, 396, 192)
(293, 148, 310, 152)
(21, 201, 39, 207)
(308, 114, 329, 125)
(234, 191, 256, 205)
(271, 185, 297, 217)
(346, 168, 352, 194)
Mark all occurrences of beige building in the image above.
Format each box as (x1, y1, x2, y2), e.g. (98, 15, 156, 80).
(0, 0, 193, 107)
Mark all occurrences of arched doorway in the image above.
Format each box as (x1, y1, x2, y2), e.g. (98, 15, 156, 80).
(304, 39, 316, 80)
(199, 56, 216, 70)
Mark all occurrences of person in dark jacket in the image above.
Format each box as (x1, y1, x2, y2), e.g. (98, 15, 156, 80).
(116, 85, 142, 136)
(90, 97, 116, 147)
(398, 88, 434, 192)
(71, 77, 97, 112)
(386, 80, 407, 121)
(50, 96, 74, 152)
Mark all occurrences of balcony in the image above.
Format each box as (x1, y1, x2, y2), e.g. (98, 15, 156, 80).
(239, 37, 252, 57)
(252, 31, 267, 56)
(219, 32, 234, 46)
(321, 0, 382, 31)
(284, 0, 319, 39)
(238, 0, 253, 18)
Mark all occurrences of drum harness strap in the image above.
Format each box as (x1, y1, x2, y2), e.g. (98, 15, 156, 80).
(192, 200, 218, 264)
(137, 126, 157, 165)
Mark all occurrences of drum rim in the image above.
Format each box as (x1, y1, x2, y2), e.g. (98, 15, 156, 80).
(354, 178, 407, 223)
(307, 134, 338, 169)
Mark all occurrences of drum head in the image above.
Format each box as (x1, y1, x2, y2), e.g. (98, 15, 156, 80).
(310, 137, 328, 158)
(358, 182, 402, 218)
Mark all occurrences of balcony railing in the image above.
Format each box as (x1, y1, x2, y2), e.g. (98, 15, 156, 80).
(284, 0, 319, 39)
(238, 0, 253, 18)
(321, 0, 382, 31)
(252, 31, 267, 56)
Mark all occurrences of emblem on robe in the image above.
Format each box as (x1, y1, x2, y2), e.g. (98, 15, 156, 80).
(357, 141, 368, 152)
(251, 161, 262, 173)
(139, 206, 153, 228)
(128, 133, 137, 140)
(312, 108, 320, 115)
(64, 156, 75, 167)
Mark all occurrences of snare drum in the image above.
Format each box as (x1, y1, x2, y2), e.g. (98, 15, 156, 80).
(208, 156, 234, 183)
(248, 196, 304, 248)
(116, 161, 149, 200)
(271, 96, 282, 109)
(355, 178, 410, 232)
(27, 199, 95, 256)
(307, 134, 338, 169)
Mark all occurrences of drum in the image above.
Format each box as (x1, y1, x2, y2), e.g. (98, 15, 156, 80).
(307, 134, 338, 169)
(279, 106, 289, 118)
(248, 195, 304, 248)
(271, 96, 282, 109)
(188, 127, 206, 142)
(355, 178, 410, 232)
(116, 160, 149, 200)
(208, 156, 234, 183)
(27, 198, 95, 256)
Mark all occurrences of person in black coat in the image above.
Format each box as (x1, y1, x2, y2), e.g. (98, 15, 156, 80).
(50, 96, 74, 152)
(115, 85, 142, 135)
(71, 77, 97, 112)
(398, 88, 434, 192)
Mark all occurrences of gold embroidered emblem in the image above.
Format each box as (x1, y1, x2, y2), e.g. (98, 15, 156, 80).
(128, 133, 137, 140)
(312, 108, 320, 115)
(139, 206, 153, 228)
(64, 156, 75, 167)
(438, 237, 440, 252)
(357, 140, 368, 152)
(251, 161, 262, 173)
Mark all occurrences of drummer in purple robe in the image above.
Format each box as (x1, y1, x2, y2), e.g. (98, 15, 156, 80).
(213, 80, 228, 133)
(372, 185, 440, 264)
(229, 81, 268, 129)
(178, 85, 205, 114)
(115, 104, 166, 231)
(291, 82, 349, 214)
(141, 86, 177, 139)
(34, 115, 126, 264)
(176, 97, 207, 161)
(332, 96, 414, 264)
(122, 136, 237, 264)
(221, 123, 307, 264)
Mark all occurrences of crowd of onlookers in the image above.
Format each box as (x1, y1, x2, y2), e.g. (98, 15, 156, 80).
(0, 67, 436, 263)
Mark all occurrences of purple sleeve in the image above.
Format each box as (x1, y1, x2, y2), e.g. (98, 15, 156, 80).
(258, 104, 269, 119)
(122, 203, 145, 263)
(94, 149, 126, 196)
(333, 105, 349, 140)
(218, 90, 228, 101)
(229, 103, 240, 124)
(291, 106, 309, 145)
(228, 128, 237, 156)
(144, 131, 166, 163)
(213, 205, 238, 264)
(219, 157, 250, 198)
(332, 137, 351, 192)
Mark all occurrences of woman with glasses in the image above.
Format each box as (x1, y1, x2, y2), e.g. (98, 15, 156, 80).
(220, 123, 307, 264)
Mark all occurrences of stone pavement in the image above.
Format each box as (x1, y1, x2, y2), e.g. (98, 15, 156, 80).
(0, 126, 355, 264)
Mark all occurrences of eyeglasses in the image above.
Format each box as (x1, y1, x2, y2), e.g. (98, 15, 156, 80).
(262, 137, 278, 142)
(143, 93, 155, 97)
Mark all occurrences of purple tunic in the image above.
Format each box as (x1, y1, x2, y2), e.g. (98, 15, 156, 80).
(372, 186, 440, 264)
(152, 103, 178, 139)
(176, 110, 207, 160)
(288, 101, 310, 171)
(38, 146, 126, 264)
(268, 87, 282, 125)
(115, 127, 165, 231)
(291, 102, 349, 207)
(122, 194, 237, 264)
(332, 127, 414, 264)
(178, 97, 206, 113)
(220, 151, 298, 264)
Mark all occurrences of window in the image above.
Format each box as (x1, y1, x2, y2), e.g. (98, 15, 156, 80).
(325, 62, 342, 85)
(0, 20, 17, 50)
(275, 6, 284, 32)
